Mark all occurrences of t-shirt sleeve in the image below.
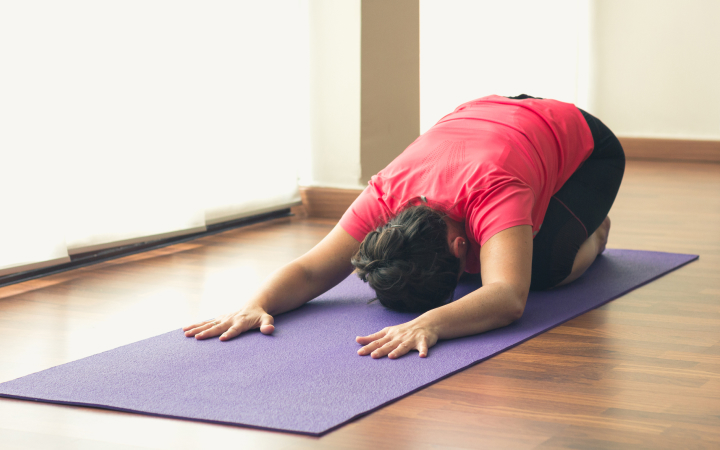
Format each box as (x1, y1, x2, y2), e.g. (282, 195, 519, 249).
(466, 182, 535, 246)
(339, 186, 390, 242)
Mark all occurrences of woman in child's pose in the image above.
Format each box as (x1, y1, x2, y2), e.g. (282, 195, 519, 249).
(183, 95, 625, 359)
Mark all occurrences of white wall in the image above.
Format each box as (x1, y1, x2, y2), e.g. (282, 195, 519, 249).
(420, 0, 720, 140)
(592, 0, 720, 140)
(420, 0, 589, 133)
(303, 0, 363, 190)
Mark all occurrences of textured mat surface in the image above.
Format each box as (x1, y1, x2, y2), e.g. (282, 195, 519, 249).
(0, 249, 697, 435)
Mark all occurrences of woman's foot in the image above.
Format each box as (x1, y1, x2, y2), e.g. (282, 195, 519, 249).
(556, 216, 612, 287)
(595, 216, 611, 255)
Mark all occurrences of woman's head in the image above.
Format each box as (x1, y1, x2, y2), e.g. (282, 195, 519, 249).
(351, 205, 464, 313)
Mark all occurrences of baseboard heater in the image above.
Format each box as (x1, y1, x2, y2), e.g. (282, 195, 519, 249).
(0, 208, 292, 290)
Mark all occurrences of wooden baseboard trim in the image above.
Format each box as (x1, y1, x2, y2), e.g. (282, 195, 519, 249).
(299, 138, 720, 221)
(300, 187, 363, 220)
(619, 137, 720, 163)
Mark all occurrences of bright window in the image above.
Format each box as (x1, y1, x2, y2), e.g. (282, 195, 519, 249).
(0, 1, 309, 275)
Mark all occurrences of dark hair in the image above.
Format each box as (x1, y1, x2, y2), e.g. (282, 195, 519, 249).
(351, 205, 461, 313)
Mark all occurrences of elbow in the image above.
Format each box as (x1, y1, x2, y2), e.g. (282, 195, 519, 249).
(506, 289, 528, 323)
(508, 300, 525, 322)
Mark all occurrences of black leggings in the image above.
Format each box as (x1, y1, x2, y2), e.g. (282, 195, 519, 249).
(507, 97, 625, 290)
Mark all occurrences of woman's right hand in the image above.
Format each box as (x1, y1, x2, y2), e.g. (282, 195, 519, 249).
(182, 306, 275, 341)
(183, 224, 359, 342)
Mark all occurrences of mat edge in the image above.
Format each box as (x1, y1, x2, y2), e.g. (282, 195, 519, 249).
(0, 393, 325, 437)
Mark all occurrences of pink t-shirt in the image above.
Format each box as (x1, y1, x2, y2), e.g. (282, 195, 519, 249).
(339, 95, 594, 273)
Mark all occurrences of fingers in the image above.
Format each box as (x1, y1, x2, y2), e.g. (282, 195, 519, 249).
(186, 311, 276, 341)
(183, 320, 217, 337)
(357, 331, 431, 359)
(219, 323, 245, 341)
(194, 320, 229, 340)
(357, 335, 391, 356)
(417, 339, 429, 358)
(183, 318, 218, 333)
(385, 341, 411, 359)
(219, 313, 274, 340)
(388, 340, 416, 359)
(371, 338, 429, 359)
(182, 321, 208, 332)
(370, 339, 409, 359)
(259, 314, 275, 335)
(355, 328, 388, 345)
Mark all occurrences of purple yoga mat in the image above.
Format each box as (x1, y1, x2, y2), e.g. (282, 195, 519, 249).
(0, 249, 697, 435)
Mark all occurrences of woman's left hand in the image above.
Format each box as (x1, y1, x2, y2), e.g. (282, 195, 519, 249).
(356, 318, 438, 359)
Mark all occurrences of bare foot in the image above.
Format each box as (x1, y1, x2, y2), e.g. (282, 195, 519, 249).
(595, 216, 611, 254)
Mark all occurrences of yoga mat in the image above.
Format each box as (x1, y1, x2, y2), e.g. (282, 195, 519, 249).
(0, 249, 697, 436)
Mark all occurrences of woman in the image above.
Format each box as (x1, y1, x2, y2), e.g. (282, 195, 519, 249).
(183, 95, 625, 359)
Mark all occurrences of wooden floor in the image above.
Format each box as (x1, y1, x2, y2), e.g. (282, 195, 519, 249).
(1, 160, 719, 449)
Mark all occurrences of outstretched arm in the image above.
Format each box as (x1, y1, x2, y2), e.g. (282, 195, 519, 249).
(184, 223, 360, 340)
(356, 225, 532, 358)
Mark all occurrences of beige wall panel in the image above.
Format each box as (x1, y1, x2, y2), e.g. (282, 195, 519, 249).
(361, 0, 420, 183)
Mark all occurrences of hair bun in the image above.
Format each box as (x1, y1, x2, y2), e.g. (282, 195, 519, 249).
(351, 205, 461, 313)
